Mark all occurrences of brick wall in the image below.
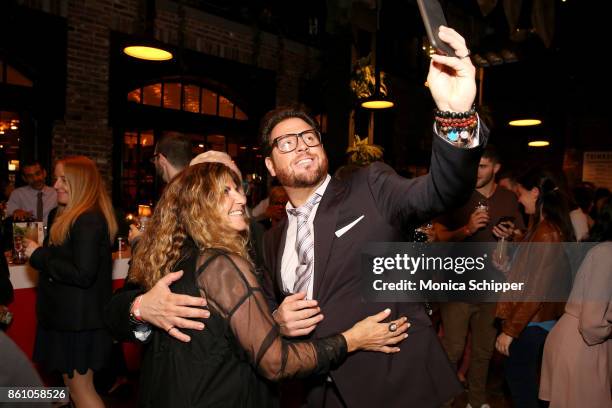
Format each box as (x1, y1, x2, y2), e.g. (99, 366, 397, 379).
(155, 1, 319, 105)
(20, 0, 320, 184)
(50, 0, 116, 181)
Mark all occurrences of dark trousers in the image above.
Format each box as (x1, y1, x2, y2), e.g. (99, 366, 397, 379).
(504, 326, 548, 408)
(440, 302, 497, 407)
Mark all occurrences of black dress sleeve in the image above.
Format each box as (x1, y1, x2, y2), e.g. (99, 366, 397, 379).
(29, 212, 108, 288)
(104, 283, 143, 341)
(104, 239, 146, 341)
(196, 251, 347, 381)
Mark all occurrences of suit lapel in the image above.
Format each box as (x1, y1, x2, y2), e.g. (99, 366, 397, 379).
(313, 178, 345, 299)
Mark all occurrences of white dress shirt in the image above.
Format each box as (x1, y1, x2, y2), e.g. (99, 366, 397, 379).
(280, 175, 331, 299)
(7, 185, 58, 227)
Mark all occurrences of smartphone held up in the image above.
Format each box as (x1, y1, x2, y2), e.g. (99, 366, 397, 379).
(416, 0, 456, 57)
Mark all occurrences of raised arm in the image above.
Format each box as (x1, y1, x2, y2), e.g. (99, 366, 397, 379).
(367, 133, 484, 227)
(370, 26, 487, 226)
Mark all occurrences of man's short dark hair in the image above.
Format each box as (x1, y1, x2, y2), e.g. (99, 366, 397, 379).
(21, 161, 43, 174)
(156, 134, 192, 170)
(259, 106, 319, 154)
(482, 145, 501, 164)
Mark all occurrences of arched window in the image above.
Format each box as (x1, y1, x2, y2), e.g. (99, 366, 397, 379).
(127, 81, 248, 121)
(0, 60, 34, 87)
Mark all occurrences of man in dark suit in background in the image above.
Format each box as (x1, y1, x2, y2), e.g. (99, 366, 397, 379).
(261, 27, 487, 407)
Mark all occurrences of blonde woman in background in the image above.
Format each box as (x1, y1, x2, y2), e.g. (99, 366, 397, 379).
(25, 156, 117, 408)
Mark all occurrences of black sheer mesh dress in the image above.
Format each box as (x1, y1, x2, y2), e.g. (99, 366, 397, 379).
(139, 244, 347, 408)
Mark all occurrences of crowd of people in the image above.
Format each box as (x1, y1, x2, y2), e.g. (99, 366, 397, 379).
(423, 148, 610, 408)
(0, 27, 610, 408)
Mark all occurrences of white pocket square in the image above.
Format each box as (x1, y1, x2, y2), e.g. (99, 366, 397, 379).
(335, 215, 365, 237)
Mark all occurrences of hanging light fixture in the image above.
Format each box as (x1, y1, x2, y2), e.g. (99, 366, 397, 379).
(361, 93, 394, 109)
(361, 0, 393, 110)
(123, 0, 173, 61)
(526, 127, 550, 147)
(527, 140, 550, 147)
(527, 133, 550, 147)
(123, 45, 172, 61)
(509, 118, 542, 126)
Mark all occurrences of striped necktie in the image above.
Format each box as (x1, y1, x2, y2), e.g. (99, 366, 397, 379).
(286, 193, 321, 295)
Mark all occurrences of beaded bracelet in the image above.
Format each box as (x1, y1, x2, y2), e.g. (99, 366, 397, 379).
(434, 105, 477, 119)
(434, 105, 478, 146)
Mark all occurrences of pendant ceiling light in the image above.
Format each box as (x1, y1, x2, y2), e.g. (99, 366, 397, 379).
(361, 0, 393, 110)
(526, 124, 550, 147)
(123, 0, 173, 61)
(527, 134, 550, 147)
(509, 118, 542, 127)
(123, 45, 172, 61)
(361, 95, 394, 109)
(527, 140, 550, 147)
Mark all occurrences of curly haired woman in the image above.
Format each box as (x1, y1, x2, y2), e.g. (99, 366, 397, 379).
(129, 162, 409, 407)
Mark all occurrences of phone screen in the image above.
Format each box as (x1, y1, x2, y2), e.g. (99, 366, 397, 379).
(416, 0, 456, 57)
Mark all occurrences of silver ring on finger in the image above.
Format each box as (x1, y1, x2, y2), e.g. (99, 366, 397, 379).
(388, 322, 398, 332)
(167, 325, 175, 334)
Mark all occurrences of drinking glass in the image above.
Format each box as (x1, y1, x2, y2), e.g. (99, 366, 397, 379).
(414, 222, 434, 242)
(475, 199, 489, 213)
(12, 236, 27, 264)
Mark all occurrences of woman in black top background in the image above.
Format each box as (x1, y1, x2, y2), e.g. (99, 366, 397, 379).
(24, 156, 117, 408)
(129, 162, 409, 407)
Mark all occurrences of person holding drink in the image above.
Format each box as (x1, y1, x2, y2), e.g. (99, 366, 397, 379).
(434, 146, 524, 408)
(23, 156, 118, 408)
(10, 222, 43, 264)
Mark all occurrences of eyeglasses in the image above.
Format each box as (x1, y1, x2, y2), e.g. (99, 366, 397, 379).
(271, 129, 322, 153)
(149, 153, 160, 164)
